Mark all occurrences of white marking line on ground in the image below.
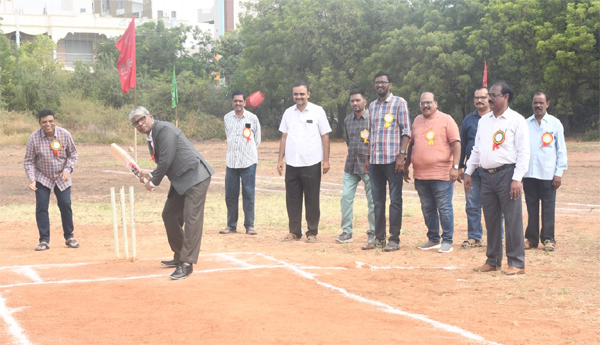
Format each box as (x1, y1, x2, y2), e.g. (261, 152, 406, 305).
(1, 253, 500, 344)
(0, 293, 32, 345)
(369, 265, 460, 270)
(13, 267, 43, 283)
(0, 262, 102, 270)
(216, 253, 257, 268)
(254, 253, 502, 345)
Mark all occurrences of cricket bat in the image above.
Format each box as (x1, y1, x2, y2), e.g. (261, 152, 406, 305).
(110, 143, 151, 186)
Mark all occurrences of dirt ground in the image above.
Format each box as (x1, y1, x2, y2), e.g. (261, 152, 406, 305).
(1, 140, 599, 345)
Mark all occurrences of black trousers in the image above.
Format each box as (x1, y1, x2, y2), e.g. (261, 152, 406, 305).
(523, 178, 556, 246)
(285, 163, 321, 237)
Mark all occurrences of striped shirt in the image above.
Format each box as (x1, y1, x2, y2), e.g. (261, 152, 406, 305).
(24, 126, 78, 191)
(344, 110, 370, 175)
(224, 109, 261, 168)
(368, 93, 411, 164)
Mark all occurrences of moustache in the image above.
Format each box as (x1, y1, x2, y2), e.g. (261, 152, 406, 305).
(423, 107, 430, 111)
(476, 102, 484, 105)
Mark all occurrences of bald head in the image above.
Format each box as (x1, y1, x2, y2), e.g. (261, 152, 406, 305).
(420, 92, 437, 117)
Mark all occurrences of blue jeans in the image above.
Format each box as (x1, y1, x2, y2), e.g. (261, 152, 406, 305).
(35, 182, 74, 243)
(465, 168, 483, 241)
(225, 164, 256, 230)
(414, 179, 454, 244)
(369, 163, 404, 244)
(340, 172, 375, 234)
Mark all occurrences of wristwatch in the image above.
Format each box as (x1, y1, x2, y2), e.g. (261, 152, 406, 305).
(399, 149, 407, 155)
(453, 165, 459, 169)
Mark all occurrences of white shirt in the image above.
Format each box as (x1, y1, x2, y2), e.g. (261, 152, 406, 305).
(466, 107, 530, 181)
(224, 109, 261, 169)
(524, 113, 568, 180)
(279, 101, 332, 167)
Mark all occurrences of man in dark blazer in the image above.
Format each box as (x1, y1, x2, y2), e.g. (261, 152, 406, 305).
(130, 106, 214, 280)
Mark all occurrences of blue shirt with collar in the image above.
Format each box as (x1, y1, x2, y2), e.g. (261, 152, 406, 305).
(459, 109, 485, 169)
(524, 113, 568, 180)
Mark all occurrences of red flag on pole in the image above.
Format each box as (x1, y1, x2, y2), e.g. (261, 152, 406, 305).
(483, 61, 488, 87)
(115, 18, 136, 94)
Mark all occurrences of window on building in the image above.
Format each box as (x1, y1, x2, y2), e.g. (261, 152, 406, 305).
(65, 40, 93, 66)
(171, 11, 176, 19)
(80, 8, 86, 13)
(157, 10, 163, 19)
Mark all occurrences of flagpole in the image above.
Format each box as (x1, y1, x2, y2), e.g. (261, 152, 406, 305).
(175, 106, 178, 128)
(134, 87, 137, 162)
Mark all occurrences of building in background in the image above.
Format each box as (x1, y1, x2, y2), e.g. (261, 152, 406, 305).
(0, 0, 243, 66)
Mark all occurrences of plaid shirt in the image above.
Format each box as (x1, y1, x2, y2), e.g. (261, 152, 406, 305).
(368, 93, 411, 164)
(344, 110, 370, 174)
(24, 127, 78, 191)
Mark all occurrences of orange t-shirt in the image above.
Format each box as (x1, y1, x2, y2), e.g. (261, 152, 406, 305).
(410, 110, 460, 181)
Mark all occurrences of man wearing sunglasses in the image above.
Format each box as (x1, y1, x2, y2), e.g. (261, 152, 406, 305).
(465, 82, 530, 275)
(130, 106, 214, 280)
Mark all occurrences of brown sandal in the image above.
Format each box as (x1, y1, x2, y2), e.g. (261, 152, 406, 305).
(219, 228, 237, 234)
(246, 229, 257, 235)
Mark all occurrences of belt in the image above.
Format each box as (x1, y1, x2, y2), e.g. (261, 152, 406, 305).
(482, 164, 515, 174)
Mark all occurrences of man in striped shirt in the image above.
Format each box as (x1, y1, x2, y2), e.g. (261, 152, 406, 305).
(362, 71, 411, 252)
(219, 91, 262, 235)
(24, 108, 79, 251)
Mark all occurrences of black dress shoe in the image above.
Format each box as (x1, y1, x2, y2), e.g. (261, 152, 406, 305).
(161, 259, 179, 268)
(170, 262, 193, 280)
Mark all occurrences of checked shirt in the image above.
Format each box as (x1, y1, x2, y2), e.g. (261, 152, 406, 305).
(368, 93, 411, 164)
(24, 127, 78, 191)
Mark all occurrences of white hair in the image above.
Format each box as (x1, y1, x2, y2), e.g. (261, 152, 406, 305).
(129, 106, 150, 120)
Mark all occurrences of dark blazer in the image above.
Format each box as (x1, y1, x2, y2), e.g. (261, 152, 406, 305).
(148, 120, 214, 195)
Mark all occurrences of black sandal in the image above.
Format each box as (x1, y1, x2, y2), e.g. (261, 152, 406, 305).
(35, 242, 49, 251)
(65, 238, 80, 248)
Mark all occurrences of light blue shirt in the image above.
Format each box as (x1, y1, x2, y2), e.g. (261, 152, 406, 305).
(524, 113, 567, 180)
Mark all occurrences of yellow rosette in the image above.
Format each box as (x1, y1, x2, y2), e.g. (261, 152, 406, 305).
(541, 132, 553, 148)
(426, 131, 435, 145)
(243, 128, 251, 143)
(360, 130, 369, 144)
(384, 113, 393, 128)
(50, 139, 62, 156)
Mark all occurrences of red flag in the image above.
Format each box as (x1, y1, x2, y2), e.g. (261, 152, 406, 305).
(482, 61, 488, 87)
(115, 18, 136, 94)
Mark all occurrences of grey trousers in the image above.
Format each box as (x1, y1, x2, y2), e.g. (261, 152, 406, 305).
(162, 178, 211, 264)
(481, 167, 525, 268)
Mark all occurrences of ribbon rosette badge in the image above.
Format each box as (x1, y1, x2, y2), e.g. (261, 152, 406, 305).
(242, 128, 251, 143)
(384, 113, 393, 128)
(492, 130, 505, 151)
(426, 131, 435, 145)
(541, 132, 553, 147)
(50, 140, 62, 156)
(360, 130, 369, 144)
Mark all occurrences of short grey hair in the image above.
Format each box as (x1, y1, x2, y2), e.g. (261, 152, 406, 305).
(129, 106, 150, 120)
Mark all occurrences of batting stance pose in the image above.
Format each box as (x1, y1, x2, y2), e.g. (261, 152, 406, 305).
(130, 106, 214, 280)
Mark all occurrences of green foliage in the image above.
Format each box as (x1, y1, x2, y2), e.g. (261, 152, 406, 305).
(0, 0, 598, 139)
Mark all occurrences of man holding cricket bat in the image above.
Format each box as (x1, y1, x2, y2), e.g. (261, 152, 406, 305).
(129, 106, 214, 280)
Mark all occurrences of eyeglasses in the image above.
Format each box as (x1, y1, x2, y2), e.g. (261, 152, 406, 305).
(474, 96, 488, 100)
(488, 93, 503, 98)
(419, 101, 434, 106)
(131, 115, 147, 127)
(374, 81, 390, 86)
